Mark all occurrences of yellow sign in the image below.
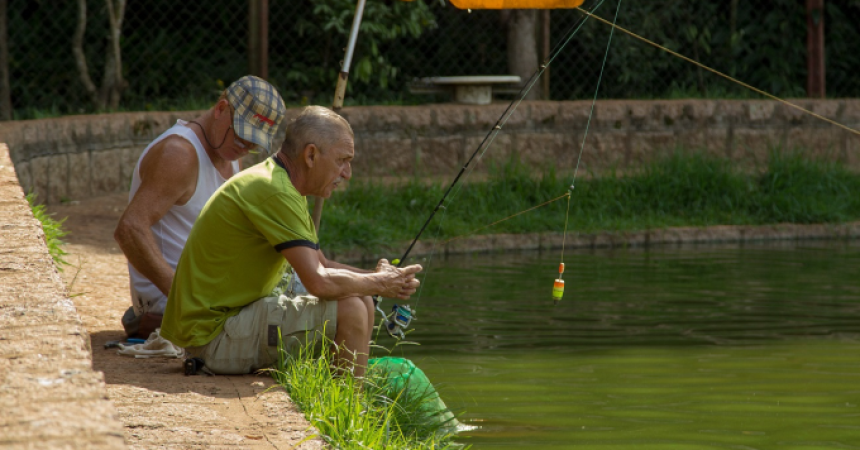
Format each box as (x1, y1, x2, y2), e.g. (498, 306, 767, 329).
(450, 0, 584, 9)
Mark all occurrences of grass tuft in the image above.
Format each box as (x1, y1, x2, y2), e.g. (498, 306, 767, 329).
(270, 331, 465, 449)
(26, 193, 69, 269)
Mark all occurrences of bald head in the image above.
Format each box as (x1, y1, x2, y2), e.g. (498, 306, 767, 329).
(279, 106, 353, 161)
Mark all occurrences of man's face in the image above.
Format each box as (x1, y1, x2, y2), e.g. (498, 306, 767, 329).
(313, 133, 354, 198)
(215, 102, 261, 161)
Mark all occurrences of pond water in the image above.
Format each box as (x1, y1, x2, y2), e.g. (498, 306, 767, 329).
(383, 241, 860, 449)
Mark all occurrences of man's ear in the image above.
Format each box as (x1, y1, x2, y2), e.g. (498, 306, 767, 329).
(212, 99, 230, 120)
(303, 143, 319, 168)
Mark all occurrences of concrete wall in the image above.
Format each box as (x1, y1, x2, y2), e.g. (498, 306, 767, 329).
(2, 99, 859, 204)
(0, 143, 127, 449)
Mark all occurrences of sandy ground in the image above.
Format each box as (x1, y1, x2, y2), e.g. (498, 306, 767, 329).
(47, 193, 323, 450)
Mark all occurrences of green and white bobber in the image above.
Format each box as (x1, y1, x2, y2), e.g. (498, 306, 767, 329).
(552, 263, 565, 305)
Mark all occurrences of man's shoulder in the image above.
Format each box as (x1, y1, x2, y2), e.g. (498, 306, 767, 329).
(230, 158, 293, 191)
(140, 135, 199, 173)
(227, 163, 305, 212)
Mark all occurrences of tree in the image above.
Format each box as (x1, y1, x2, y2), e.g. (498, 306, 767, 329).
(72, 0, 127, 110)
(506, 9, 539, 100)
(282, 0, 437, 103)
(0, 0, 11, 120)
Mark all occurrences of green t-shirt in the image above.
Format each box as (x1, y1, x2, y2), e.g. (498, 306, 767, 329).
(160, 157, 318, 348)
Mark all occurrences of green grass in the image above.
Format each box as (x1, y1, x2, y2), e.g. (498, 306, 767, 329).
(270, 332, 465, 449)
(319, 149, 860, 256)
(26, 193, 69, 269)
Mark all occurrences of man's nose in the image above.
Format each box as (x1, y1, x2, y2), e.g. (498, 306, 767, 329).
(343, 162, 352, 180)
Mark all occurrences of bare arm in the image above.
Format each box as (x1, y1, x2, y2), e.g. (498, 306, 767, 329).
(317, 249, 371, 273)
(283, 246, 421, 300)
(114, 137, 198, 296)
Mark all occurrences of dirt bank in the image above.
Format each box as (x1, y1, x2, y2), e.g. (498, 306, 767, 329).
(47, 193, 323, 450)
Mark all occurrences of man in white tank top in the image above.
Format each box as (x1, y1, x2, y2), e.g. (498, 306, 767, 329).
(115, 76, 287, 338)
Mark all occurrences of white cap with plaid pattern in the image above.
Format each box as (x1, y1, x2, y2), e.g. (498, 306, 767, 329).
(225, 75, 286, 154)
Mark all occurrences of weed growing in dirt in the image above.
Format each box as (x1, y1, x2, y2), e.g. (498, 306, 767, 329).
(26, 193, 69, 269)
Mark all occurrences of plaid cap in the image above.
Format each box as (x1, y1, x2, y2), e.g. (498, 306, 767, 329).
(225, 75, 286, 154)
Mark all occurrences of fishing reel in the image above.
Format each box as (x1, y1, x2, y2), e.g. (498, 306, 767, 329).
(376, 302, 413, 340)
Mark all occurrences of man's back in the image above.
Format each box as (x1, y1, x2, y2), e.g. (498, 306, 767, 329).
(126, 121, 239, 314)
(161, 157, 318, 348)
(115, 75, 288, 338)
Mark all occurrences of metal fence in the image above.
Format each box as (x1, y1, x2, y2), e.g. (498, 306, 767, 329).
(2, 0, 859, 120)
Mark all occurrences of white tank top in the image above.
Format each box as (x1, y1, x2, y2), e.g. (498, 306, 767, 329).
(127, 120, 240, 314)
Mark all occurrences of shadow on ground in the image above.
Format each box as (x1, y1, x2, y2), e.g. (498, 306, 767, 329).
(89, 329, 281, 398)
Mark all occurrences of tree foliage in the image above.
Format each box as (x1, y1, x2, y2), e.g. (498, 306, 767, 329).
(4, 0, 860, 118)
(276, 0, 437, 104)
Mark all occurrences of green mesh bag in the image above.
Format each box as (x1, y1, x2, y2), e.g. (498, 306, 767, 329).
(368, 356, 461, 435)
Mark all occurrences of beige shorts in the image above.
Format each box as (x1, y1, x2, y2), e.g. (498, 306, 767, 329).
(186, 294, 337, 375)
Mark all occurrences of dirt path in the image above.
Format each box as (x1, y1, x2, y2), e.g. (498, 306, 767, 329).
(47, 194, 323, 450)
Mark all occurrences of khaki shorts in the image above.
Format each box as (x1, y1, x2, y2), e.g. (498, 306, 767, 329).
(186, 294, 337, 375)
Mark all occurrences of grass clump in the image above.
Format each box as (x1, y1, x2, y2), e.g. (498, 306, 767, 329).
(755, 152, 860, 223)
(320, 149, 860, 255)
(26, 193, 69, 269)
(270, 332, 465, 450)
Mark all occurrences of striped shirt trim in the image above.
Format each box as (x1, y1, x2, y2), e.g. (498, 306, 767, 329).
(275, 240, 319, 252)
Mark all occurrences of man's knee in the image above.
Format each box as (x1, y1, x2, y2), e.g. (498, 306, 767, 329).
(336, 297, 372, 332)
(338, 296, 367, 319)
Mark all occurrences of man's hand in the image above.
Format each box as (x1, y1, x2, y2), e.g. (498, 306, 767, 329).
(374, 259, 422, 300)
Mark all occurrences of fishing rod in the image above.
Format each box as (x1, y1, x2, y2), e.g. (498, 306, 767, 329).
(379, 0, 860, 339)
(397, 3, 606, 269)
(376, 0, 613, 339)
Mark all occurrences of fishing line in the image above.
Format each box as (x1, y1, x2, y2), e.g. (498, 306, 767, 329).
(579, 8, 860, 136)
(570, 3, 618, 189)
(447, 0, 609, 203)
(403, 0, 612, 319)
(374, 0, 617, 338)
(368, 0, 612, 338)
(397, 0, 607, 268)
(441, 192, 570, 245)
(553, 0, 621, 305)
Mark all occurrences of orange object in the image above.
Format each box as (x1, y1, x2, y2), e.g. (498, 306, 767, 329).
(451, 0, 584, 9)
(558, 262, 565, 274)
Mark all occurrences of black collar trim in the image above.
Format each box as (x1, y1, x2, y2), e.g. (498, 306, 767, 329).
(272, 155, 291, 178)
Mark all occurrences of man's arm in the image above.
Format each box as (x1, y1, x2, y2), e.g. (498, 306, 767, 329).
(283, 246, 421, 300)
(114, 137, 199, 296)
(317, 249, 370, 274)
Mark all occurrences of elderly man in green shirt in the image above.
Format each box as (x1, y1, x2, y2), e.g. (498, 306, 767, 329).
(161, 105, 422, 376)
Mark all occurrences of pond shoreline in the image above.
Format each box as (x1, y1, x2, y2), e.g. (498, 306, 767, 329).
(333, 221, 860, 263)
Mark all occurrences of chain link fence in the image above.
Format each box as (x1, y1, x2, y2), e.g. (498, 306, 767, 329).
(3, 0, 860, 120)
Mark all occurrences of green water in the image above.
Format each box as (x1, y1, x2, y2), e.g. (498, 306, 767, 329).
(383, 241, 860, 449)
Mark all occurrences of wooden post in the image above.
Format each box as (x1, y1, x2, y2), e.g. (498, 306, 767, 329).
(806, 0, 825, 98)
(259, 0, 268, 80)
(249, 0, 259, 76)
(0, 0, 11, 120)
(313, 0, 367, 232)
(541, 10, 550, 100)
(248, 0, 269, 79)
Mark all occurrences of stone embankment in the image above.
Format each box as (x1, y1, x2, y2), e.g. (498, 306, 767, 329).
(2, 99, 858, 204)
(332, 223, 860, 264)
(0, 143, 126, 449)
